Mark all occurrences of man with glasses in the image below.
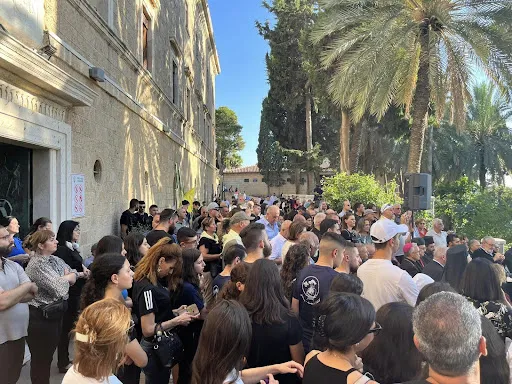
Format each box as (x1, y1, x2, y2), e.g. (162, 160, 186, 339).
(177, 227, 198, 249)
(0, 225, 38, 384)
(471, 236, 505, 263)
(426, 218, 448, 248)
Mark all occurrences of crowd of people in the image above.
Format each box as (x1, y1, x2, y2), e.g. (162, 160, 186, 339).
(1, 194, 512, 384)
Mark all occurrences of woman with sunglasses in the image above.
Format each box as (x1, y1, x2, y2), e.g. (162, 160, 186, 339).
(303, 293, 379, 384)
(413, 219, 427, 238)
(54, 220, 89, 373)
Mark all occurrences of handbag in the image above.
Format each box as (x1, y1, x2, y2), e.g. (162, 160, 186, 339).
(146, 323, 183, 368)
(41, 299, 68, 320)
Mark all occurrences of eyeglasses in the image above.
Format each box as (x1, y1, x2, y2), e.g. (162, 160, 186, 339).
(73, 227, 81, 232)
(368, 322, 382, 336)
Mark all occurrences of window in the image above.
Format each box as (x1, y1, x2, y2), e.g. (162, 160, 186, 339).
(93, 160, 102, 183)
(172, 61, 178, 104)
(142, 7, 151, 71)
(186, 88, 191, 120)
(244, 179, 250, 183)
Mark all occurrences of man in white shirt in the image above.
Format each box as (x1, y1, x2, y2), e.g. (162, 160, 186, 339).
(357, 219, 419, 310)
(269, 220, 291, 265)
(426, 218, 448, 248)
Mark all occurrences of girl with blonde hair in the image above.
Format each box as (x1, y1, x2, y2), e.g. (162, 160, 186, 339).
(62, 298, 132, 383)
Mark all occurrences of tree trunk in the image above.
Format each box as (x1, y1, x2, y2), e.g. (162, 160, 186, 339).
(479, 146, 487, 190)
(427, 125, 433, 174)
(305, 83, 314, 192)
(407, 27, 431, 173)
(340, 108, 350, 173)
(349, 120, 365, 174)
(295, 167, 301, 194)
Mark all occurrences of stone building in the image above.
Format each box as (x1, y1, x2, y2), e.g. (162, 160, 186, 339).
(223, 165, 311, 197)
(0, 0, 219, 249)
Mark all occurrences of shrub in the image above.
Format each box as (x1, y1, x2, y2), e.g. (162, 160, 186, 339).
(322, 173, 401, 212)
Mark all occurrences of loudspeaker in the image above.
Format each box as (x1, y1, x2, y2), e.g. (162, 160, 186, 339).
(404, 173, 432, 210)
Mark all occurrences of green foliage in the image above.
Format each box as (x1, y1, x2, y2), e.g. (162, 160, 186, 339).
(215, 107, 245, 171)
(322, 173, 401, 211)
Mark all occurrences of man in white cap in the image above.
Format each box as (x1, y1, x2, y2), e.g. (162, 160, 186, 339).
(357, 219, 419, 310)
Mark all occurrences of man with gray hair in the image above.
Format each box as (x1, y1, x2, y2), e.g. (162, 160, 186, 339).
(426, 218, 448, 248)
(422, 246, 447, 282)
(471, 236, 505, 263)
(404, 291, 487, 383)
(312, 212, 326, 241)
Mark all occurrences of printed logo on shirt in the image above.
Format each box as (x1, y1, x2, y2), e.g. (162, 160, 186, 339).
(212, 285, 220, 297)
(301, 276, 320, 305)
(144, 290, 153, 310)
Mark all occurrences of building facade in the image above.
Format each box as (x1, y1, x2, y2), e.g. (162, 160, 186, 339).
(0, 0, 219, 249)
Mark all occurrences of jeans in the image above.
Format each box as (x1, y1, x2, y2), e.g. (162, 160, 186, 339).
(0, 337, 25, 384)
(27, 306, 63, 384)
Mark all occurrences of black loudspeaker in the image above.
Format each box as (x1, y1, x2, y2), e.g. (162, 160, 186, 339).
(404, 173, 432, 210)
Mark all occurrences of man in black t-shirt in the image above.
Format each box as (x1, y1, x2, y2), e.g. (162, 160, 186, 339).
(291, 232, 344, 352)
(133, 200, 152, 233)
(210, 244, 246, 306)
(146, 208, 177, 246)
(403, 292, 485, 384)
(120, 198, 139, 239)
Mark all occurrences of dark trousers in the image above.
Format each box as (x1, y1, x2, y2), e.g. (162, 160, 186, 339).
(58, 294, 80, 368)
(140, 339, 171, 384)
(0, 338, 25, 384)
(27, 306, 63, 384)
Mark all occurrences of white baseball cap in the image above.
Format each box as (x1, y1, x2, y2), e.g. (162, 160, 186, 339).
(380, 203, 393, 213)
(370, 218, 409, 243)
(206, 202, 219, 211)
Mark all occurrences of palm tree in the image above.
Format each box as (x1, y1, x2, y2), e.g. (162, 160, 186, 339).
(311, 0, 512, 173)
(467, 83, 512, 189)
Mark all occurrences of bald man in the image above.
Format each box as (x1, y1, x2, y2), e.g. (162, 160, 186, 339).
(270, 220, 292, 265)
(257, 205, 280, 240)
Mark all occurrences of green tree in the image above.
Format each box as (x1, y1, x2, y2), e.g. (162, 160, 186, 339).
(467, 83, 512, 190)
(323, 172, 400, 211)
(215, 107, 245, 171)
(311, 0, 512, 173)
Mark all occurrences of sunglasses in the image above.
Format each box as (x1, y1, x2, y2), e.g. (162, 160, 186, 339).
(368, 322, 382, 336)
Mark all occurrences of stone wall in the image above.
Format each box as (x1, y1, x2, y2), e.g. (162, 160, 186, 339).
(0, 0, 219, 251)
(223, 172, 309, 198)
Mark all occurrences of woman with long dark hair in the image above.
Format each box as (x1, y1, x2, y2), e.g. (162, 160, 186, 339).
(192, 300, 304, 384)
(240, 259, 304, 384)
(25, 230, 76, 384)
(442, 244, 468, 292)
(303, 293, 378, 384)
(80, 254, 147, 384)
(281, 244, 310, 302)
(96, 235, 127, 257)
(132, 238, 196, 384)
(461, 258, 512, 339)
(124, 232, 149, 268)
(54, 220, 89, 373)
(480, 315, 510, 383)
(355, 219, 372, 245)
(341, 214, 358, 243)
(361, 302, 423, 383)
(175, 248, 206, 384)
(23, 217, 53, 250)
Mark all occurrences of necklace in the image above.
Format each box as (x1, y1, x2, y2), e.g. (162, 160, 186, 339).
(327, 350, 356, 366)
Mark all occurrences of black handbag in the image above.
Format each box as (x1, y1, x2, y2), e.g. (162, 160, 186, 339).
(41, 299, 68, 320)
(149, 323, 183, 368)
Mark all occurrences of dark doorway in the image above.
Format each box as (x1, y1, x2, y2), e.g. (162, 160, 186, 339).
(0, 143, 32, 238)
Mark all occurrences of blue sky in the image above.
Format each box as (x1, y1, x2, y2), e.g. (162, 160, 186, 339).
(209, 1, 272, 167)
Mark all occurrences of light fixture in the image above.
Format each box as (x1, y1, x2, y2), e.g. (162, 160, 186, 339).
(39, 31, 57, 60)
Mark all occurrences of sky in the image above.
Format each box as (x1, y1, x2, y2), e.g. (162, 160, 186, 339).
(209, 1, 272, 167)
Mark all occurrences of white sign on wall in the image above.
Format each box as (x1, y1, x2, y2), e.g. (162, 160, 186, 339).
(71, 174, 85, 218)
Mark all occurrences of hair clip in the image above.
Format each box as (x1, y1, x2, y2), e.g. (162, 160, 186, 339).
(75, 332, 90, 343)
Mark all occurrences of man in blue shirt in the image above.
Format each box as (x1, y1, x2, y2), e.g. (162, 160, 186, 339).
(256, 205, 280, 241)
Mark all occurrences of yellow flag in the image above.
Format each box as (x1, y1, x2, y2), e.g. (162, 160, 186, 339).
(183, 188, 195, 212)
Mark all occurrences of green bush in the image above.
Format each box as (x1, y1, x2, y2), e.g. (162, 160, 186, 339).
(322, 173, 401, 212)
(433, 177, 512, 243)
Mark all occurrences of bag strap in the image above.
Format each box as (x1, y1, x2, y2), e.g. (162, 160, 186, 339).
(353, 373, 372, 384)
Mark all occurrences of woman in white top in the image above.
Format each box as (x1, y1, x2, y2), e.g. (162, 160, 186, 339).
(192, 300, 304, 384)
(62, 298, 132, 384)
